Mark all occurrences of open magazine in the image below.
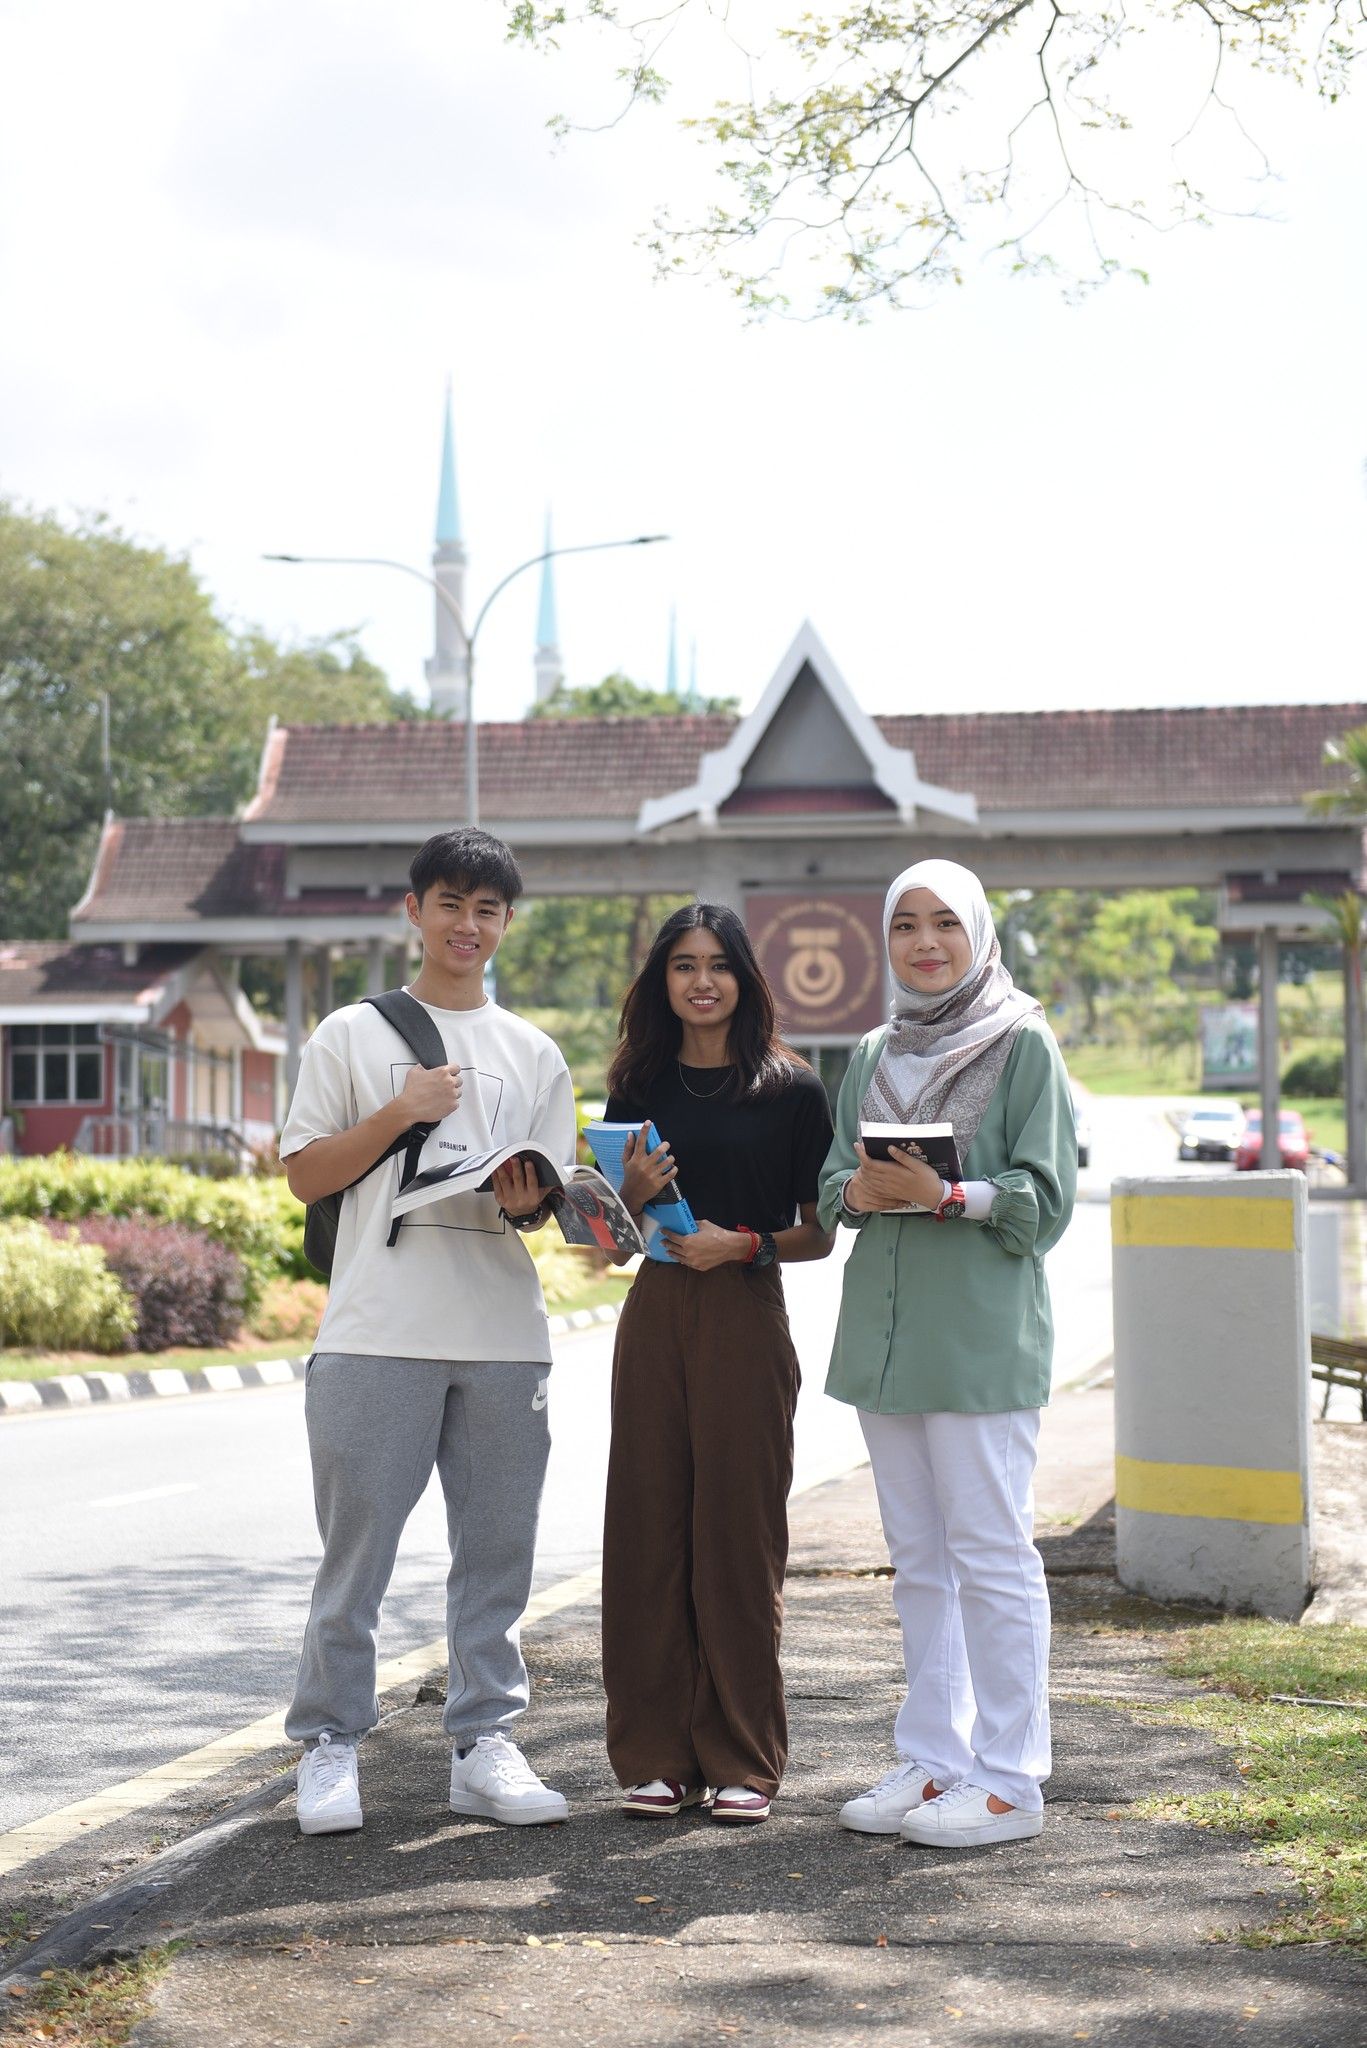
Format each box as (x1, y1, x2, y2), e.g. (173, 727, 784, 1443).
(582, 1120, 699, 1265)
(390, 1136, 645, 1260)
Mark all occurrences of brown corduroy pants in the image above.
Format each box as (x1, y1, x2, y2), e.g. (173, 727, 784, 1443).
(601, 1259, 801, 1799)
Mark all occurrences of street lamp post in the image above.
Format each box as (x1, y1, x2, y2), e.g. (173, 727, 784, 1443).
(264, 535, 669, 826)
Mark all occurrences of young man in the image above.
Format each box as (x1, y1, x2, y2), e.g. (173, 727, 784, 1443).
(280, 827, 575, 1836)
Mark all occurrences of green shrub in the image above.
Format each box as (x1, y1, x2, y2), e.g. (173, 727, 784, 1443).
(1281, 1048, 1344, 1098)
(0, 1155, 304, 1311)
(0, 1219, 136, 1351)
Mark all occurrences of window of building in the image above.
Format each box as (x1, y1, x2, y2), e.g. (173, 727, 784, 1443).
(8, 1024, 104, 1105)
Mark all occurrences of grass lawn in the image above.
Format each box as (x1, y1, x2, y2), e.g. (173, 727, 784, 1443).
(0, 1943, 180, 2046)
(1131, 1620, 1367, 1949)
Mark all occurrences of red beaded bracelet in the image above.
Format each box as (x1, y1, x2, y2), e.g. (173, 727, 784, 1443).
(735, 1225, 760, 1264)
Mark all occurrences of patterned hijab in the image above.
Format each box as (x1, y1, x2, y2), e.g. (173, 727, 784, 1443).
(862, 859, 1042, 1154)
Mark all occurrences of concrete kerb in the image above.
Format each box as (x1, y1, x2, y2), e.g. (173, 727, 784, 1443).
(0, 1302, 624, 1417)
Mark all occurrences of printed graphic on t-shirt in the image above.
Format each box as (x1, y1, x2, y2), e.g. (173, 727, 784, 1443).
(390, 1060, 508, 1236)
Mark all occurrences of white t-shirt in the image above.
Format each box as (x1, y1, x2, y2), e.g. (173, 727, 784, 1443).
(280, 995, 577, 1364)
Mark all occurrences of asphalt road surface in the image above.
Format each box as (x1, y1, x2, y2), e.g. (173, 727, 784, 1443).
(2, 1158, 1118, 1839)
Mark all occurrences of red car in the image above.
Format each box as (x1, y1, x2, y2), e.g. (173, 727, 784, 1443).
(1234, 1109, 1311, 1171)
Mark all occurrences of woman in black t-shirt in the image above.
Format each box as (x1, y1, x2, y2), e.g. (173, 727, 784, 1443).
(601, 902, 835, 1825)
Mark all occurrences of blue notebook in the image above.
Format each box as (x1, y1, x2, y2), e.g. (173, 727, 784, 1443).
(582, 1120, 699, 1264)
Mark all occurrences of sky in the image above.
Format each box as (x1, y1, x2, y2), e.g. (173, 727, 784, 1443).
(0, 0, 1364, 725)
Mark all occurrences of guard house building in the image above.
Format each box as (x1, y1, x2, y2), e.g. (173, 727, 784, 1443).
(45, 620, 1367, 1177)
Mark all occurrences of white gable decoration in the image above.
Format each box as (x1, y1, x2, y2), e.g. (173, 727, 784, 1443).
(637, 621, 978, 835)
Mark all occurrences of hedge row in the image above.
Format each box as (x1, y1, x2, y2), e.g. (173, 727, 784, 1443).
(0, 1215, 249, 1353)
(0, 1156, 306, 1309)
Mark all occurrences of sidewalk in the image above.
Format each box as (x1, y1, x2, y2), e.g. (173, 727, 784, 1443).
(7, 1380, 1364, 2048)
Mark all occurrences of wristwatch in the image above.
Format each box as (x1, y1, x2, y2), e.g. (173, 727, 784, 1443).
(932, 1181, 967, 1222)
(736, 1225, 779, 1268)
(503, 1201, 549, 1231)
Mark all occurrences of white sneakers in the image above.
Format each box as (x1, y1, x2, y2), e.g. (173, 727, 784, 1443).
(898, 1780, 1044, 1848)
(449, 1733, 570, 1826)
(296, 1733, 363, 1836)
(297, 1730, 567, 1834)
(297, 1736, 1039, 1848)
(839, 1758, 943, 1835)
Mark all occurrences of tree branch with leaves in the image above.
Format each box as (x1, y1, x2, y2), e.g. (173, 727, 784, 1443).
(506, 0, 1362, 314)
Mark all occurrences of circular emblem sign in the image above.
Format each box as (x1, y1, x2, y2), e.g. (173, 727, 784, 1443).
(748, 895, 884, 1035)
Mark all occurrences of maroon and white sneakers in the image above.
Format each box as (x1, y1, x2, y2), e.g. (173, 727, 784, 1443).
(621, 1779, 710, 1817)
(710, 1785, 771, 1825)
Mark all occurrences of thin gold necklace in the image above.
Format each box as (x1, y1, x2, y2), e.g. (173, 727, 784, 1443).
(676, 1059, 731, 1099)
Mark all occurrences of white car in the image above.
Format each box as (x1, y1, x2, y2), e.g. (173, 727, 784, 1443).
(1178, 1104, 1246, 1162)
(1070, 1084, 1092, 1170)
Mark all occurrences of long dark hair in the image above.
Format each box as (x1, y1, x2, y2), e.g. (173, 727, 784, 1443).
(608, 902, 805, 1104)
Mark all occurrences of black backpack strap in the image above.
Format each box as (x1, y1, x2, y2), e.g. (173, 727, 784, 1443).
(362, 990, 453, 1248)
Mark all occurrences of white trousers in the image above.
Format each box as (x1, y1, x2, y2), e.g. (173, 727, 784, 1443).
(859, 1407, 1051, 1813)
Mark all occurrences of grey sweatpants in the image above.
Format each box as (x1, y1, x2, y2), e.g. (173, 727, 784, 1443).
(285, 1353, 551, 1747)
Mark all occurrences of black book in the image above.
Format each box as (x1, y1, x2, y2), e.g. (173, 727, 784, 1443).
(858, 1121, 963, 1214)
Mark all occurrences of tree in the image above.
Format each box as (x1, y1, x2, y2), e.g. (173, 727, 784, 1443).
(530, 670, 738, 718)
(0, 501, 409, 938)
(1308, 725, 1367, 818)
(1074, 888, 1219, 1033)
(508, 1, 1360, 314)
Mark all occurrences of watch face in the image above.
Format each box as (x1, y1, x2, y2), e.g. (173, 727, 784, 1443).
(940, 1199, 967, 1219)
(755, 1233, 778, 1267)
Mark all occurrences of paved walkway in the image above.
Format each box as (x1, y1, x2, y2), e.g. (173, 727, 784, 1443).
(6, 1378, 1364, 2048)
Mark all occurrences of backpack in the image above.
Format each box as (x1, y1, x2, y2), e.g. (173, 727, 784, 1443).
(301, 989, 452, 1280)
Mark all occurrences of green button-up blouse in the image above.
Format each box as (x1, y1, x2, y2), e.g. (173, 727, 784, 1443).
(816, 1018, 1077, 1415)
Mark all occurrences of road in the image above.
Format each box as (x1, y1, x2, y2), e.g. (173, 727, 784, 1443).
(4, 1117, 1125, 1842)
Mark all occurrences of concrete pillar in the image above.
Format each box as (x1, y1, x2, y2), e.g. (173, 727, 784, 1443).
(1344, 943, 1367, 1191)
(1258, 927, 1280, 1166)
(1111, 1172, 1312, 1619)
(366, 937, 386, 996)
(284, 941, 304, 1098)
(314, 946, 334, 1024)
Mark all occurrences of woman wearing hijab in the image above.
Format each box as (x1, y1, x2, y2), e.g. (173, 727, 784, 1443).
(817, 860, 1076, 1848)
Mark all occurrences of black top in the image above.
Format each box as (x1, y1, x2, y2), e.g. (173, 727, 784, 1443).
(604, 1061, 835, 1236)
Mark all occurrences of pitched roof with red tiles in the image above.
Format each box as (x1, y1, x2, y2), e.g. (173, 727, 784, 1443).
(242, 715, 737, 824)
(71, 820, 288, 926)
(63, 703, 1366, 929)
(879, 703, 1365, 810)
(239, 703, 1364, 826)
(0, 941, 197, 1004)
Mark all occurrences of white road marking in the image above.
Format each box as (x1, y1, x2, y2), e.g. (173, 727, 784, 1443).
(88, 1483, 199, 1511)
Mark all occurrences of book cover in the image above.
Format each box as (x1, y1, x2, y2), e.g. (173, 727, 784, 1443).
(390, 1136, 644, 1258)
(858, 1121, 963, 1214)
(583, 1119, 699, 1264)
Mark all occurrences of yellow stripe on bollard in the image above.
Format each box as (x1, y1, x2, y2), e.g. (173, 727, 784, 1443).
(1116, 1453, 1305, 1526)
(1111, 1194, 1296, 1252)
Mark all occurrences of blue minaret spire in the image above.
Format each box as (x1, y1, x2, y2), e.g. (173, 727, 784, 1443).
(533, 508, 564, 706)
(435, 380, 462, 544)
(426, 379, 469, 718)
(665, 604, 679, 697)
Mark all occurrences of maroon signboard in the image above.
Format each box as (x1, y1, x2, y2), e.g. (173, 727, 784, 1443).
(745, 893, 887, 1039)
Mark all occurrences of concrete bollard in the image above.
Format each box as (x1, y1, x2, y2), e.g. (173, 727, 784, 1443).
(1111, 1171, 1312, 1620)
